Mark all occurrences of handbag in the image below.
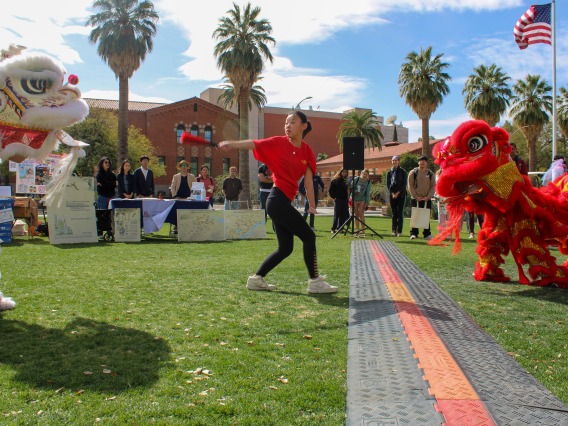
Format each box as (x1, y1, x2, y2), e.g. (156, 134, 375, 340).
(410, 206, 431, 229)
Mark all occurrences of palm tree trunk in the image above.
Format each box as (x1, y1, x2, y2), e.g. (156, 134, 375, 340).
(421, 118, 430, 157)
(238, 87, 250, 203)
(528, 136, 537, 172)
(118, 75, 129, 166)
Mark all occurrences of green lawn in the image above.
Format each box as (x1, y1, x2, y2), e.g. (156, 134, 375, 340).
(0, 215, 566, 424)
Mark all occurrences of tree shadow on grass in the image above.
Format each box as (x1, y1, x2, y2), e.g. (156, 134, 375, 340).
(0, 317, 171, 393)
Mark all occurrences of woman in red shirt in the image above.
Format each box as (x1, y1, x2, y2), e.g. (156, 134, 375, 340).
(219, 111, 337, 294)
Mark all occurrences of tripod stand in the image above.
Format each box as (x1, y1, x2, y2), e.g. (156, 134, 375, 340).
(332, 170, 383, 239)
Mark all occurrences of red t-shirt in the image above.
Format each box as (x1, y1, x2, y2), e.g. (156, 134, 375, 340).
(253, 136, 317, 201)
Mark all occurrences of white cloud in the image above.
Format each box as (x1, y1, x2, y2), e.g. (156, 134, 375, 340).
(1, 2, 92, 64)
(261, 72, 367, 110)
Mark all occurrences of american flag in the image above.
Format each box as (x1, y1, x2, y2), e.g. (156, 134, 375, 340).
(514, 3, 552, 49)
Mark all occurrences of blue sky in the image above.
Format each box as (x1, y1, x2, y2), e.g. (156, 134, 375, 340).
(2, 0, 566, 142)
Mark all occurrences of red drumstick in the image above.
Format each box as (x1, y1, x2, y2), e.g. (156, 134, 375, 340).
(180, 132, 217, 147)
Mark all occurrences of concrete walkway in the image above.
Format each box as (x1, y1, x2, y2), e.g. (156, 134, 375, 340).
(347, 240, 568, 425)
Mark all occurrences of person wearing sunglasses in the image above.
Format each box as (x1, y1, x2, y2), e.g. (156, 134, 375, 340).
(170, 160, 196, 199)
(95, 156, 116, 209)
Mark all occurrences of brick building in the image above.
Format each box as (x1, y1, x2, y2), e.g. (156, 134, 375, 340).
(86, 97, 239, 194)
(85, 88, 410, 195)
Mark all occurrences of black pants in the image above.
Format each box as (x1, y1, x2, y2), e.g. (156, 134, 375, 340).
(332, 198, 349, 231)
(260, 190, 270, 221)
(410, 199, 432, 237)
(467, 211, 484, 233)
(390, 195, 405, 234)
(257, 187, 318, 279)
(303, 197, 319, 227)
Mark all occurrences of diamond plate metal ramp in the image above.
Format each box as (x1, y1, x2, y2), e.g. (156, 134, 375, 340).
(347, 240, 568, 426)
(347, 240, 444, 425)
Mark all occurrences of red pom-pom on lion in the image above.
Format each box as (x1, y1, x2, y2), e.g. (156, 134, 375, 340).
(431, 120, 568, 288)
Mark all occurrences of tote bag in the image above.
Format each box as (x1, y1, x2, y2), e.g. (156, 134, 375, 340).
(410, 206, 431, 229)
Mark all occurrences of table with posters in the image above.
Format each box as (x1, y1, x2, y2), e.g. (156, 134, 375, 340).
(109, 199, 210, 234)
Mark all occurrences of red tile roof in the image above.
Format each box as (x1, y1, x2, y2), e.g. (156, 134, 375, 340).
(84, 98, 166, 112)
(317, 138, 442, 174)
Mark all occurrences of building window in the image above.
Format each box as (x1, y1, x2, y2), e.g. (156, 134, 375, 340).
(223, 158, 230, 175)
(204, 126, 212, 142)
(190, 125, 198, 137)
(176, 124, 185, 144)
(176, 156, 184, 166)
(157, 156, 166, 166)
(193, 103, 198, 112)
(190, 157, 198, 176)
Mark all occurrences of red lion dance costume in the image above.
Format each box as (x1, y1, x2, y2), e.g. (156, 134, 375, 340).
(431, 120, 568, 288)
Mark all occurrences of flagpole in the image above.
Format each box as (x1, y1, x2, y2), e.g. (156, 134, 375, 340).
(552, 0, 557, 159)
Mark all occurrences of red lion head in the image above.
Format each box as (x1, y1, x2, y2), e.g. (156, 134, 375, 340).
(433, 120, 512, 199)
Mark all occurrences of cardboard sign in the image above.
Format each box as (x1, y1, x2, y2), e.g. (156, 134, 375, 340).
(48, 177, 98, 244)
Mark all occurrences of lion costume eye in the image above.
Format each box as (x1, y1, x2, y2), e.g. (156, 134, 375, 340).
(20, 78, 52, 95)
(467, 135, 487, 153)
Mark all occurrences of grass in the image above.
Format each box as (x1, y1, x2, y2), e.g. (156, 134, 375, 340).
(0, 214, 567, 424)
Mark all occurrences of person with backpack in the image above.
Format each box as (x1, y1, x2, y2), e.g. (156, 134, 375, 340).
(328, 169, 350, 233)
(352, 169, 372, 238)
(408, 156, 436, 240)
(197, 165, 217, 208)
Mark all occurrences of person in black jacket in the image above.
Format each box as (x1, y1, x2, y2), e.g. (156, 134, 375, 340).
(328, 169, 350, 233)
(95, 156, 117, 209)
(299, 172, 325, 229)
(117, 159, 134, 199)
(386, 156, 407, 236)
(133, 155, 155, 198)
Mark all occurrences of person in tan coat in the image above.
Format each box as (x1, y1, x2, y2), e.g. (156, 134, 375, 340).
(408, 156, 436, 240)
(170, 160, 196, 199)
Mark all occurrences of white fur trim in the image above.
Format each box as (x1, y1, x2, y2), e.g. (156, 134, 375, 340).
(0, 292, 16, 311)
(22, 99, 89, 130)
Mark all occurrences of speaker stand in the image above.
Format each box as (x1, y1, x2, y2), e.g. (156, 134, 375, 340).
(331, 170, 383, 239)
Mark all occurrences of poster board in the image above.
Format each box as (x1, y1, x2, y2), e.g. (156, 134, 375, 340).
(177, 210, 224, 242)
(224, 210, 266, 240)
(113, 208, 141, 242)
(48, 177, 98, 244)
(10, 154, 61, 195)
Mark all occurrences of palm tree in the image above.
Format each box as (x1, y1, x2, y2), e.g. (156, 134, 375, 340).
(336, 109, 383, 152)
(87, 0, 159, 165)
(558, 86, 568, 140)
(398, 46, 451, 157)
(462, 64, 512, 127)
(510, 74, 552, 171)
(213, 2, 275, 202)
(218, 79, 267, 112)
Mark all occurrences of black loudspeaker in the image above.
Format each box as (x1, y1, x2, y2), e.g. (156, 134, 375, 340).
(342, 137, 365, 170)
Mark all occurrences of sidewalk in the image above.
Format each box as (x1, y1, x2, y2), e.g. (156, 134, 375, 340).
(347, 240, 568, 425)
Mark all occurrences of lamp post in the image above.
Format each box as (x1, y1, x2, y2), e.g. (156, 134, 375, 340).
(294, 96, 312, 110)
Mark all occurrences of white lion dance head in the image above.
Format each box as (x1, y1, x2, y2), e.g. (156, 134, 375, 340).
(0, 44, 89, 161)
